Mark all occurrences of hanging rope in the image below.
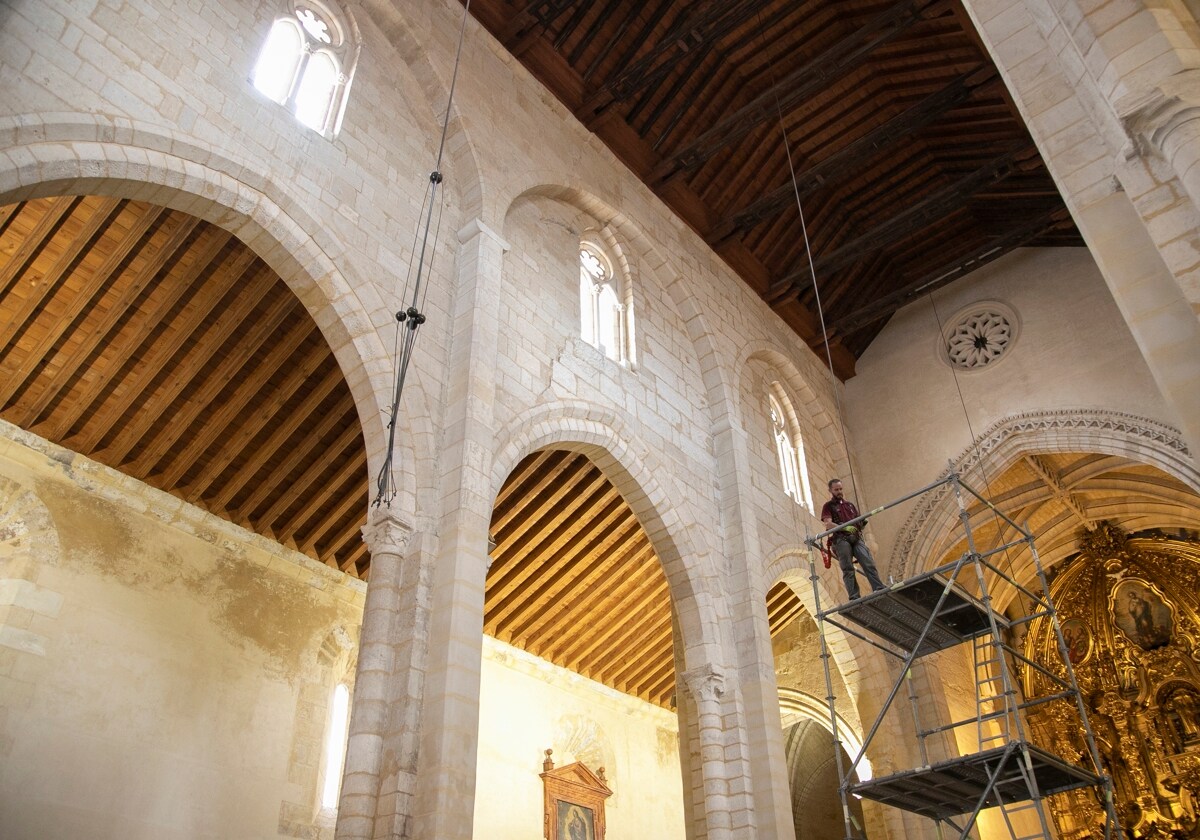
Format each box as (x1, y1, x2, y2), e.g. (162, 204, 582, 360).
(754, 12, 865, 510)
(374, 0, 472, 507)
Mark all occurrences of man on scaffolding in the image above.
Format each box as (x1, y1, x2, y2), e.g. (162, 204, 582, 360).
(821, 478, 886, 601)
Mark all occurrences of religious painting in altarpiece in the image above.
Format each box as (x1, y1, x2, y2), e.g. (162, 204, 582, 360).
(540, 750, 612, 840)
(1021, 522, 1200, 839)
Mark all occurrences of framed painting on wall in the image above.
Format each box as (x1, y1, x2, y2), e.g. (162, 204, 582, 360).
(541, 750, 612, 840)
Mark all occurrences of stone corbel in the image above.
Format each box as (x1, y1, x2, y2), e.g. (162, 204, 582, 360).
(361, 505, 414, 558)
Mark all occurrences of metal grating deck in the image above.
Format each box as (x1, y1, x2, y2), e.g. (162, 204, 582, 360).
(825, 571, 1002, 657)
(851, 742, 1102, 822)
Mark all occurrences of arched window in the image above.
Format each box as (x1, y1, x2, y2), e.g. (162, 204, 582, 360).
(770, 391, 813, 510)
(319, 683, 351, 810)
(252, 2, 359, 137)
(579, 244, 630, 364)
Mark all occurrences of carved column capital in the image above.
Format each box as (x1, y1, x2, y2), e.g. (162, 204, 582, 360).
(1122, 89, 1200, 158)
(680, 663, 734, 702)
(361, 506, 414, 558)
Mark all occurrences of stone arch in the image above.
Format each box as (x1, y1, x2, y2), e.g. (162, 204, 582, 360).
(778, 688, 867, 760)
(764, 548, 868, 706)
(891, 408, 1200, 579)
(359, 3, 488, 222)
(490, 399, 725, 667)
(0, 116, 432, 508)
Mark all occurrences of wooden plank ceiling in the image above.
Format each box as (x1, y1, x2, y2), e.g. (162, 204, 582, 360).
(465, 0, 1081, 377)
(489, 448, 807, 707)
(0, 196, 371, 576)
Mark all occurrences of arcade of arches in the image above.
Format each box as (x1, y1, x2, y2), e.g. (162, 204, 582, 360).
(3, 2, 1200, 840)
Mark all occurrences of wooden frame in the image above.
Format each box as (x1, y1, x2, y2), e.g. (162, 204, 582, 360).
(540, 752, 612, 840)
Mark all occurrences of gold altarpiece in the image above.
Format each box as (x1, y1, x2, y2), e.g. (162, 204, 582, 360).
(1021, 523, 1200, 839)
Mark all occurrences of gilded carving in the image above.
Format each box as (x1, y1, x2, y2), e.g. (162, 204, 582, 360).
(1023, 523, 1200, 838)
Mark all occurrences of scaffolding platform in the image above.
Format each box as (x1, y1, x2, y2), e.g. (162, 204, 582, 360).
(851, 742, 1103, 822)
(807, 472, 1123, 839)
(823, 570, 1002, 658)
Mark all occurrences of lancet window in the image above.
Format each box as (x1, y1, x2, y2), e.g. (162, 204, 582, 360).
(579, 243, 630, 364)
(769, 390, 813, 510)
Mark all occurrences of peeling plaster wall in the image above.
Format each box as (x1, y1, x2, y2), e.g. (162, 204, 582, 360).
(0, 424, 367, 840)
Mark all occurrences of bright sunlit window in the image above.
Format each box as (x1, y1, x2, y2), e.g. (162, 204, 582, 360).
(579, 245, 629, 363)
(770, 391, 813, 510)
(252, 3, 359, 137)
(320, 683, 351, 810)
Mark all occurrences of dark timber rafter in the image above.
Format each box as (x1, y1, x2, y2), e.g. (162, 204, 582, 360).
(826, 207, 1072, 335)
(711, 65, 1000, 243)
(651, 0, 948, 183)
(580, 0, 771, 116)
(768, 143, 1042, 302)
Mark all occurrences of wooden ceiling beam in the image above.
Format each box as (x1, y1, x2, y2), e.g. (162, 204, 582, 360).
(0, 205, 173, 412)
(278, 449, 367, 544)
(183, 341, 331, 500)
(242, 416, 361, 526)
(491, 449, 574, 532)
(63, 246, 259, 451)
(209, 382, 352, 510)
(651, 0, 945, 183)
(827, 207, 1071, 333)
(106, 270, 292, 469)
(302, 483, 368, 556)
(500, 508, 642, 641)
(603, 617, 672, 686)
(711, 65, 999, 243)
(770, 144, 1037, 299)
(486, 480, 621, 621)
(516, 539, 656, 651)
(485, 472, 613, 602)
(559, 568, 668, 671)
(0, 200, 24, 237)
(12, 210, 196, 427)
(153, 314, 314, 488)
(587, 602, 671, 684)
(627, 649, 676, 698)
(252, 417, 360, 528)
(0, 197, 125, 357)
(0, 196, 82, 298)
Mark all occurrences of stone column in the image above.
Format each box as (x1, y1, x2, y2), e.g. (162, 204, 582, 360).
(711, 419, 796, 840)
(412, 217, 509, 840)
(680, 663, 752, 840)
(336, 506, 414, 840)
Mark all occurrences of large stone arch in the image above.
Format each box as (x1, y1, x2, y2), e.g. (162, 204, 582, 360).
(490, 399, 726, 669)
(0, 116, 431, 508)
(891, 408, 1200, 579)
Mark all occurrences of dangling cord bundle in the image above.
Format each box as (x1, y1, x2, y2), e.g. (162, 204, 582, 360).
(755, 11, 865, 510)
(374, 0, 472, 507)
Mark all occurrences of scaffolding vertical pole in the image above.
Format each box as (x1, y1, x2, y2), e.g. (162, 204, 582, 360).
(809, 546, 857, 840)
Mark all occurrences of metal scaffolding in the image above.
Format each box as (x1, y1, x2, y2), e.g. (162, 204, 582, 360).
(805, 472, 1123, 840)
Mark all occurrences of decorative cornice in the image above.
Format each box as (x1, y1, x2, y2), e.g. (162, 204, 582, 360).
(891, 409, 1194, 578)
(361, 505, 414, 557)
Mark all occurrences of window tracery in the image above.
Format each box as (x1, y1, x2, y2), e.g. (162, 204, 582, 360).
(252, 1, 359, 136)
